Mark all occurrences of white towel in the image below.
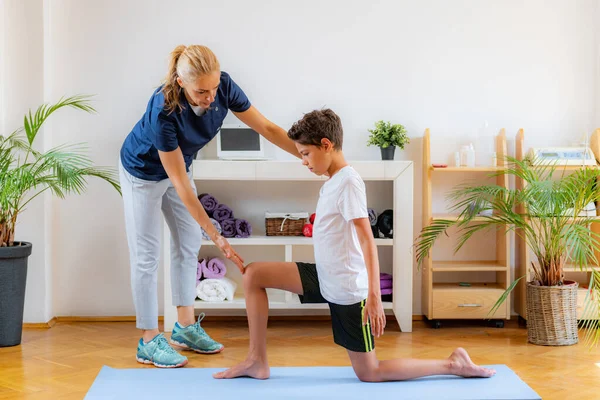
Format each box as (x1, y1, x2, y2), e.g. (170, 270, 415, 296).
(196, 277, 237, 302)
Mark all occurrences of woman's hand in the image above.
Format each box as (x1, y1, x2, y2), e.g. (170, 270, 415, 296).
(363, 296, 386, 338)
(213, 233, 245, 273)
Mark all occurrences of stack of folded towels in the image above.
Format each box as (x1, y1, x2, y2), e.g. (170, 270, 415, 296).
(195, 257, 238, 302)
(380, 272, 393, 301)
(198, 193, 252, 239)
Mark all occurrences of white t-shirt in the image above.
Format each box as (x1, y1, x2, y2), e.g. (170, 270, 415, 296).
(313, 166, 369, 305)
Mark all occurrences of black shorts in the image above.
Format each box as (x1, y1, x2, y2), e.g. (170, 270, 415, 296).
(296, 262, 375, 353)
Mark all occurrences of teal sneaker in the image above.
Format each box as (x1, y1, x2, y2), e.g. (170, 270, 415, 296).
(136, 333, 188, 368)
(169, 313, 224, 354)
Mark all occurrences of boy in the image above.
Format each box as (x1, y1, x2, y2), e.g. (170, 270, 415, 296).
(214, 109, 495, 381)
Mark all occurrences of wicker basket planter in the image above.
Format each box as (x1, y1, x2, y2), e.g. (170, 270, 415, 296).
(526, 280, 579, 346)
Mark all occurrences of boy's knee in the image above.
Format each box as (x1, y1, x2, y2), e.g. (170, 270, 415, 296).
(242, 262, 261, 286)
(354, 366, 381, 382)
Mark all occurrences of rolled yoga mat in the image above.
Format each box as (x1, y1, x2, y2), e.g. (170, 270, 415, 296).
(198, 193, 218, 215)
(377, 209, 393, 238)
(201, 218, 222, 241)
(86, 365, 541, 400)
(213, 203, 234, 223)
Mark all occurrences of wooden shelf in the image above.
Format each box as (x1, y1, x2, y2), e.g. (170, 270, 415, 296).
(422, 128, 511, 321)
(431, 166, 504, 172)
(432, 282, 505, 291)
(564, 264, 600, 272)
(535, 164, 599, 171)
(431, 214, 489, 222)
(201, 236, 394, 246)
(528, 215, 596, 221)
(432, 261, 508, 272)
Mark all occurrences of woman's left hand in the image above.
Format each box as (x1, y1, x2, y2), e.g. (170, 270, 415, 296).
(213, 234, 246, 273)
(363, 296, 386, 338)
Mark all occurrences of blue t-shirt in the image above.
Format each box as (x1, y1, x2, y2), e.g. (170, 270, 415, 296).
(120, 71, 251, 181)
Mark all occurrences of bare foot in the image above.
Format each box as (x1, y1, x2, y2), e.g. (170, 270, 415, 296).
(213, 359, 270, 380)
(448, 348, 496, 378)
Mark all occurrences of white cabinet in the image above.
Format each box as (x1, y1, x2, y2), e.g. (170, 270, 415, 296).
(163, 160, 414, 332)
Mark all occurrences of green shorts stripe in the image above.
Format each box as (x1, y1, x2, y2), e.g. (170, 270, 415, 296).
(360, 300, 371, 352)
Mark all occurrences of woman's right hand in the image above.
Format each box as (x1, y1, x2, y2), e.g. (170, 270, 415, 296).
(213, 234, 246, 274)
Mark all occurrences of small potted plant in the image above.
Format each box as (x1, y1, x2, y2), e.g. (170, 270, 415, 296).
(367, 120, 410, 160)
(0, 95, 121, 347)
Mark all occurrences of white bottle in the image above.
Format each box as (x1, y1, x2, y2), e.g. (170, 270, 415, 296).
(491, 151, 497, 167)
(454, 151, 461, 167)
(460, 146, 469, 166)
(466, 143, 475, 167)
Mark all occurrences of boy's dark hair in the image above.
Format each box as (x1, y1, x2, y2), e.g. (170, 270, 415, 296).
(287, 109, 343, 150)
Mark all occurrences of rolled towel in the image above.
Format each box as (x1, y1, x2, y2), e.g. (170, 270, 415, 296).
(235, 218, 252, 238)
(202, 257, 227, 279)
(213, 204, 234, 223)
(381, 287, 393, 296)
(197, 258, 207, 284)
(371, 225, 380, 239)
(196, 277, 237, 302)
(380, 280, 393, 290)
(380, 272, 392, 281)
(368, 208, 378, 226)
(377, 209, 393, 238)
(221, 219, 236, 238)
(198, 193, 218, 215)
(201, 218, 222, 241)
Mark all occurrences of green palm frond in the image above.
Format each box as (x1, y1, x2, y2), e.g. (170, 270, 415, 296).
(1, 95, 120, 247)
(23, 95, 96, 146)
(487, 276, 525, 318)
(415, 219, 457, 268)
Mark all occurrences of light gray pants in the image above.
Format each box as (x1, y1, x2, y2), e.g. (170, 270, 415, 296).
(119, 160, 201, 330)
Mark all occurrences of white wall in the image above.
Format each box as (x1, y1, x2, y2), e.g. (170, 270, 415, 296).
(1, 0, 52, 323)
(4, 0, 599, 321)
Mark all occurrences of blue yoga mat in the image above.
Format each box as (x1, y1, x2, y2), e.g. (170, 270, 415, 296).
(85, 365, 540, 400)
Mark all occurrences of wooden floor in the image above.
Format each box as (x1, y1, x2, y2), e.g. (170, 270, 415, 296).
(0, 318, 598, 399)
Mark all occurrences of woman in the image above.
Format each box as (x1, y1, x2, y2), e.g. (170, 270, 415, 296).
(119, 45, 298, 368)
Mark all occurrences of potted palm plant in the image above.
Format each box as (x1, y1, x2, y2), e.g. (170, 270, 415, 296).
(0, 96, 120, 347)
(415, 156, 600, 346)
(367, 120, 410, 160)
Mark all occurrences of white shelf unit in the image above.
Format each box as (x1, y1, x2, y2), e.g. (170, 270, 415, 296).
(163, 160, 414, 332)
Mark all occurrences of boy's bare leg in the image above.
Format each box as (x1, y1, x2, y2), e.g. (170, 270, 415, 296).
(213, 262, 304, 379)
(348, 347, 496, 382)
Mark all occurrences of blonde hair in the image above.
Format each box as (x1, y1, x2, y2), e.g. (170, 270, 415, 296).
(161, 45, 220, 114)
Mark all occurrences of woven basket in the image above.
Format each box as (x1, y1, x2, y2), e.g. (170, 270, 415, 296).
(526, 281, 579, 346)
(265, 212, 308, 236)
